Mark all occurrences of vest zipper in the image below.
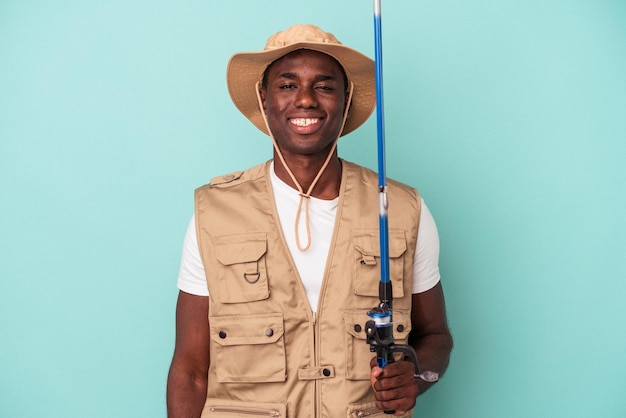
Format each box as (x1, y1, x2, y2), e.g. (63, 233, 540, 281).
(312, 310, 318, 418)
(209, 405, 281, 417)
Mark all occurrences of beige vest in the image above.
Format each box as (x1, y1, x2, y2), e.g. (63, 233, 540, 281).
(196, 160, 421, 418)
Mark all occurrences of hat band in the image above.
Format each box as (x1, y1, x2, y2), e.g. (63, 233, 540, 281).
(266, 37, 338, 49)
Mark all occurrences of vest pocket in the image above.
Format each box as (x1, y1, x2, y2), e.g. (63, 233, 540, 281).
(210, 313, 286, 383)
(352, 229, 407, 298)
(203, 398, 287, 417)
(347, 401, 412, 417)
(214, 233, 269, 303)
(342, 309, 412, 381)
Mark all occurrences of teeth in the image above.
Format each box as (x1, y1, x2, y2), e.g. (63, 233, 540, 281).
(291, 118, 319, 127)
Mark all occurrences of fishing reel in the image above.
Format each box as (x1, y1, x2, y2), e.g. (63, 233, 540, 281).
(365, 303, 439, 383)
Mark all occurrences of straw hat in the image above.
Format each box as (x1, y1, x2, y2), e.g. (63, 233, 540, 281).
(226, 24, 376, 137)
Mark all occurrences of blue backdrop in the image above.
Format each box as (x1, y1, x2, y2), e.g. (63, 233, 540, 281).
(1, 1, 625, 417)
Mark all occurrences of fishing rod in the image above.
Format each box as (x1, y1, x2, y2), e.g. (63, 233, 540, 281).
(364, 2, 437, 412)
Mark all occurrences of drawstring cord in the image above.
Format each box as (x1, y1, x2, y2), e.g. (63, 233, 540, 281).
(255, 80, 354, 251)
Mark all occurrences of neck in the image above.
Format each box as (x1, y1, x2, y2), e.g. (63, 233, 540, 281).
(273, 150, 341, 200)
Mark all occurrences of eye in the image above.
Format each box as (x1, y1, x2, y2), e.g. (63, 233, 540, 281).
(278, 83, 296, 90)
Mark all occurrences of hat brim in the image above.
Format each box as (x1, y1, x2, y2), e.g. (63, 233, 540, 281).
(227, 42, 375, 137)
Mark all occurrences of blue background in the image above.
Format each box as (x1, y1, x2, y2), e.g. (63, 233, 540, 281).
(1, 1, 625, 417)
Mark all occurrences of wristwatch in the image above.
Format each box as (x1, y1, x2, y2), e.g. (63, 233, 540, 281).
(415, 371, 439, 383)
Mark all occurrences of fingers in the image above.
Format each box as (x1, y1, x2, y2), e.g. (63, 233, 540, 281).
(370, 361, 418, 414)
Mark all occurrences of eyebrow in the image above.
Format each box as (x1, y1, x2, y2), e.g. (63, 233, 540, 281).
(278, 72, 338, 82)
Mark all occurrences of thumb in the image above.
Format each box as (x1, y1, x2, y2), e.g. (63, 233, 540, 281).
(370, 366, 383, 388)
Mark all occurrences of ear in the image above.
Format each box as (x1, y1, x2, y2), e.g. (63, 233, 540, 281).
(344, 81, 354, 118)
(345, 98, 353, 119)
(259, 86, 267, 110)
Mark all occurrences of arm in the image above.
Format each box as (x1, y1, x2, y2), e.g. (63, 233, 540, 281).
(166, 291, 211, 418)
(409, 281, 453, 393)
(370, 282, 453, 415)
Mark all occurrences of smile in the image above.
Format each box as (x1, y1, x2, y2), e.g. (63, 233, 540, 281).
(290, 118, 320, 127)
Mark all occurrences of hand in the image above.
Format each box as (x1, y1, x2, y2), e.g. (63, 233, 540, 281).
(370, 358, 419, 416)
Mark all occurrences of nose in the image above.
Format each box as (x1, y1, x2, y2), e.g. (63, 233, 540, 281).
(294, 86, 318, 108)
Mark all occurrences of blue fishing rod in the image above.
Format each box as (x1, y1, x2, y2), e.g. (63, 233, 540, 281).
(364, 2, 437, 412)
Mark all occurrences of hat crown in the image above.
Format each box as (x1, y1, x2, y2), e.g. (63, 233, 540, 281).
(265, 24, 343, 51)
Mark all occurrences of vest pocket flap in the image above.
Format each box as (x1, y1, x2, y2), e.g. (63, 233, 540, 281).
(353, 229, 407, 258)
(342, 310, 371, 340)
(353, 229, 407, 298)
(209, 313, 287, 383)
(392, 309, 412, 340)
(342, 309, 412, 340)
(210, 313, 284, 346)
(214, 233, 267, 266)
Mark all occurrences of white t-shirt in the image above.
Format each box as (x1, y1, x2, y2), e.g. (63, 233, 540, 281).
(178, 165, 441, 310)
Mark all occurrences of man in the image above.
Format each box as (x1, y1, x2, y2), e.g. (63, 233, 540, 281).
(167, 24, 452, 417)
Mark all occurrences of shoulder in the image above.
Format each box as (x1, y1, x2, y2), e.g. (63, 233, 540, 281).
(196, 161, 269, 193)
(342, 159, 419, 198)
